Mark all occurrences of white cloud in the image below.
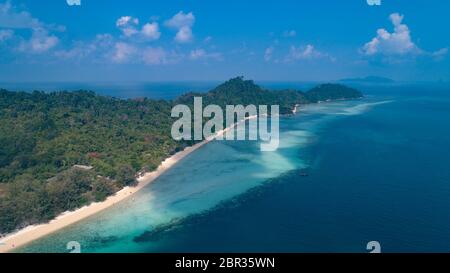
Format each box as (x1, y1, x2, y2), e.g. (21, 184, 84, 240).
(17, 28, 59, 53)
(431, 47, 448, 60)
(57, 32, 181, 65)
(54, 44, 87, 60)
(165, 11, 195, 43)
(95, 33, 115, 47)
(141, 22, 161, 40)
(142, 47, 168, 65)
(0, 2, 64, 32)
(0, 2, 40, 29)
(175, 26, 193, 43)
(0, 29, 13, 42)
(189, 49, 205, 59)
(116, 16, 161, 41)
(264, 46, 274, 62)
(0, 2, 63, 53)
(30, 29, 59, 52)
(112, 42, 136, 63)
(362, 13, 420, 56)
(283, 30, 296, 38)
(285, 44, 327, 62)
(116, 16, 140, 37)
(189, 48, 222, 61)
(55, 34, 113, 61)
(362, 13, 448, 61)
(165, 11, 195, 29)
(116, 16, 139, 27)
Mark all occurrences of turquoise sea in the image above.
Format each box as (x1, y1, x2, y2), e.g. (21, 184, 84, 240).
(17, 83, 450, 253)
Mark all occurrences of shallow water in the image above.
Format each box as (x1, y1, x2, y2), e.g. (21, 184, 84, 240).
(20, 87, 450, 253)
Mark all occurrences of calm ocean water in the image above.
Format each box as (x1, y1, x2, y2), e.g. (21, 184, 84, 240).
(0, 82, 218, 100)
(0, 81, 326, 100)
(17, 83, 450, 253)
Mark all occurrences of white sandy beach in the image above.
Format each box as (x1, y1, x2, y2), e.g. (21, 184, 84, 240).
(0, 140, 212, 253)
(0, 116, 256, 253)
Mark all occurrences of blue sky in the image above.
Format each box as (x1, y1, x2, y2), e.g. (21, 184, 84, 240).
(0, 0, 449, 82)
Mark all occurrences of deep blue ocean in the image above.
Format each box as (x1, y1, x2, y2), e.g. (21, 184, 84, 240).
(15, 82, 450, 253)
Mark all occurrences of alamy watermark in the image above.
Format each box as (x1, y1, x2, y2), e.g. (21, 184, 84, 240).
(66, 0, 81, 6)
(367, 0, 381, 6)
(67, 241, 81, 253)
(171, 97, 280, 152)
(367, 241, 381, 253)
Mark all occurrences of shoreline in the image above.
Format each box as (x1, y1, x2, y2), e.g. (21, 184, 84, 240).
(0, 141, 209, 253)
(0, 116, 256, 253)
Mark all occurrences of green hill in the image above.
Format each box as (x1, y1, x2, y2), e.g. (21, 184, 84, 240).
(305, 83, 363, 103)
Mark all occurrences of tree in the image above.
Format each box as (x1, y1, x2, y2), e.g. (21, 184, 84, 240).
(116, 164, 137, 187)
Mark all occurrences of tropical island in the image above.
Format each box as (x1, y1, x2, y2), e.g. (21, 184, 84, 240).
(0, 77, 362, 248)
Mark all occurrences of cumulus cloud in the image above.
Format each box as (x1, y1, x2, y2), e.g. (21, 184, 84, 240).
(165, 11, 195, 29)
(362, 13, 447, 61)
(0, 2, 63, 53)
(264, 46, 274, 62)
(284, 44, 331, 62)
(141, 22, 161, 40)
(29, 29, 58, 52)
(189, 48, 223, 61)
(18, 28, 59, 53)
(55, 33, 113, 61)
(116, 16, 140, 37)
(431, 47, 448, 60)
(165, 11, 195, 43)
(263, 43, 333, 63)
(143, 47, 184, 64)
(290, 45, 317, 59)
(1, 5, 215, 65)
(112, 42, 136, 63)
(362, 13, 420, 56)
(116, 16, 139, 27)
(174, 26, 193, 43)
(116, 16, 161, 41)
(0, 2, 64, 32)
(56, 32, 178, 65)
(0, 2, 40, 29)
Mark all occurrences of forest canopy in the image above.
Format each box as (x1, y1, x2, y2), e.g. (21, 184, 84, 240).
(0, 77, 362, 234)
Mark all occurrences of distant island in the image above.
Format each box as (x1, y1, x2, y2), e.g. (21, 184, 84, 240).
(0, 77, 362, 237)
(339, 76, 395, 84)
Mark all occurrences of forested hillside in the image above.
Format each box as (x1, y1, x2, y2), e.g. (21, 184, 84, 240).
(0, 77, 362, 234)
(175, 77, 309, 114)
